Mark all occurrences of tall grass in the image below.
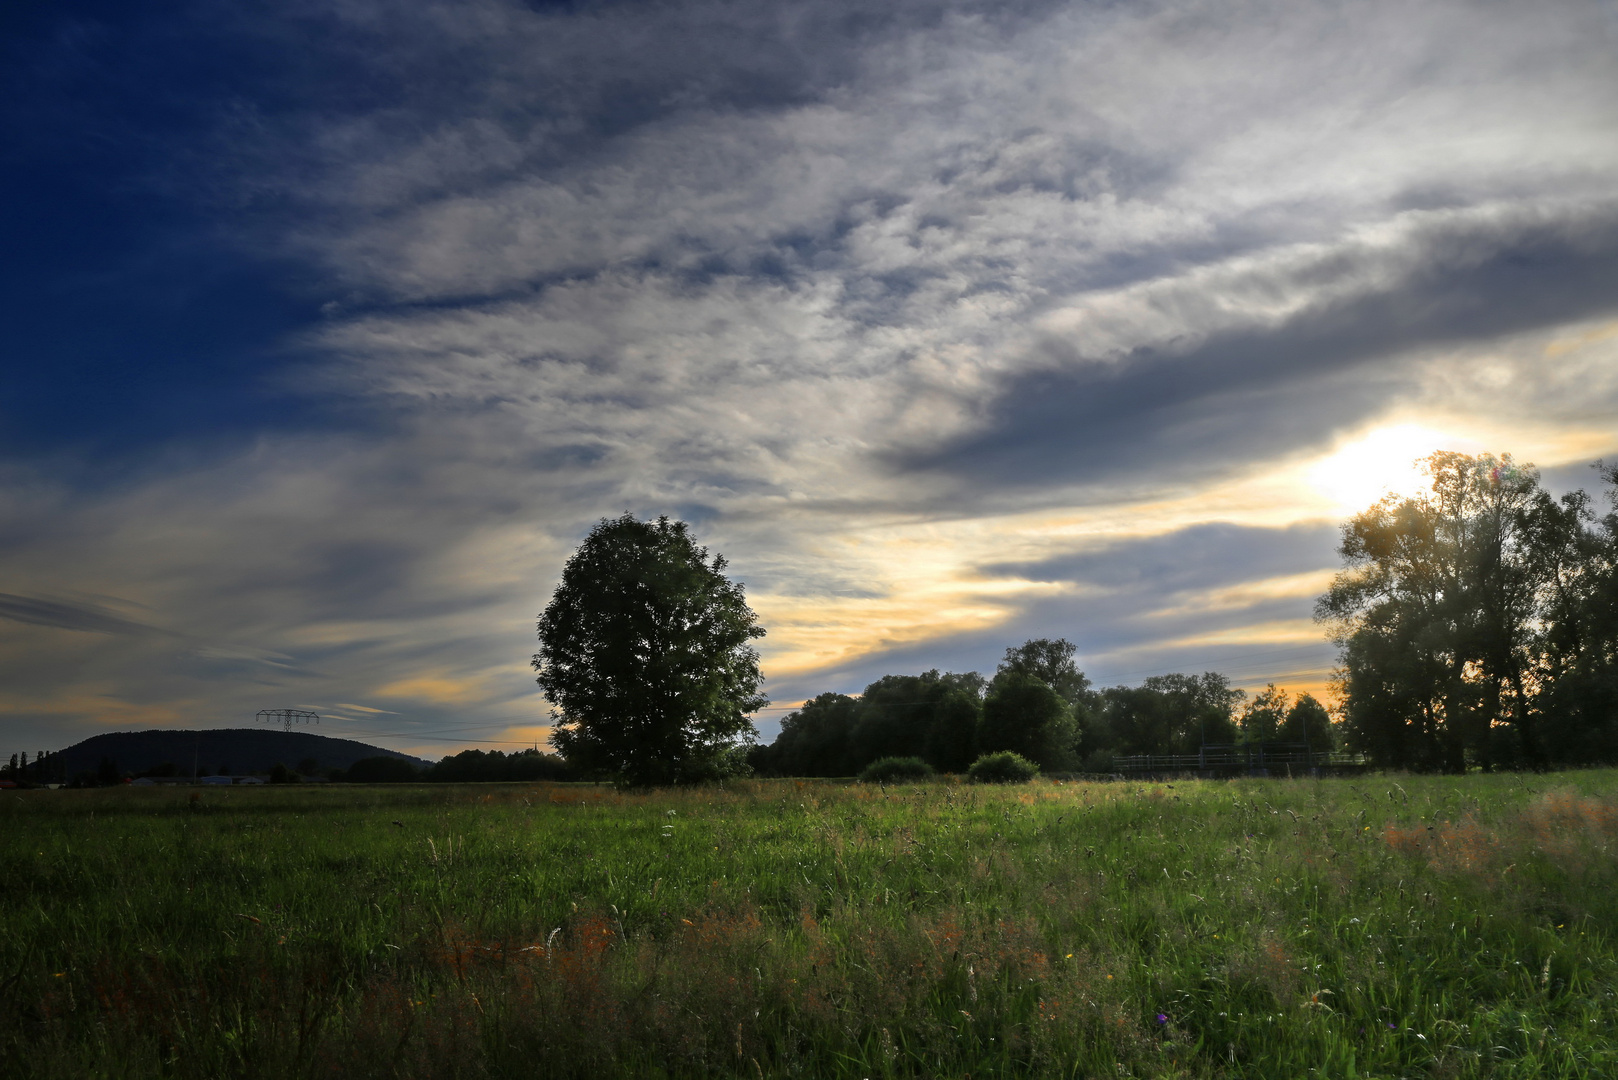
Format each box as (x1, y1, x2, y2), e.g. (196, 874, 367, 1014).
(3, 773, 1616, 1077)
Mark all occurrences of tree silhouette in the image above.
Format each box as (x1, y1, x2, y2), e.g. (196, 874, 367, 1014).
(535, 515, 766, 786)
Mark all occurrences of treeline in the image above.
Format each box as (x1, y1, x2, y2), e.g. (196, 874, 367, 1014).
(345, 748, 575, 783)
(1322, 453, 1618, 772)
(748, 639, 1333, 777)
(1, 750, 64, 787)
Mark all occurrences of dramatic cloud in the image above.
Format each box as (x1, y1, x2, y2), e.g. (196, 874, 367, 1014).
(3, 0, 1616, 755)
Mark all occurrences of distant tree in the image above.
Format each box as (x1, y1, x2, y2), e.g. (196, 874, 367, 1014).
(996, 638, 1093, 706)
(753, 692, 861, 776)
(852, 671, 984, 774)
(506, 748, 574, 781)
(858, 756, 935, 782)
(535, 515, 767, 786)
(922, 687, 982, 773)
(269, 763, 294, 784)
(1240, 684, 1289, 743)
(296, 757, 320, 777)
(1279, 693, 1335, 751)
(347, 756, 422, 783)
(1098, 673, 1242, 756)
(426, 748, 571, 783)
(977, 673, 1077, 770)
(97, 757, 121, 786)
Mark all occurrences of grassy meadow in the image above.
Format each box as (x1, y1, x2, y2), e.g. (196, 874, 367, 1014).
(3, 772, 1616, 1079)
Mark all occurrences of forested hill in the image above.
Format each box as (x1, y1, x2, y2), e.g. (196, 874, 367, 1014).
(44, 729, 430, 780)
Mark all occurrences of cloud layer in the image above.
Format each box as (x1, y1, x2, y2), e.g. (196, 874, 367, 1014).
(3, 0, 1617, 755)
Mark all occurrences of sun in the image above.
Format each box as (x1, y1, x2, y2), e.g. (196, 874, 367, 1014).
(1306, 424, 1460, 512)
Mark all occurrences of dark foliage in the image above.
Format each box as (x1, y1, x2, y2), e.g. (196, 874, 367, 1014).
(753, 639, 1263, 776)
(1280, 693, 1335, 751)
(967, 750, 1040, 783)
(851, 671, 985, 773)
(751, 669, 988, 777)
(749, 692, 862, 776)
(1318, 454, 1618, 771)
(426, 748, 573, 783)
(1088, 673, 1243, 758)
(347, 755, 424, 783)
(996, 638, 1094, 706)
(535, 515, 767, 786)
(977, 673, 1078, 770)
(857, 756, 936, 782)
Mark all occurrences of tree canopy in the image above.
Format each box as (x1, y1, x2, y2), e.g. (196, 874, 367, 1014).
(534, 514, 767, 786)
(1317, 453, 1618, 771)
(977, 672, 1078, 770)
(995, 638, 1093, 705)
(750, 639, 1270, 777)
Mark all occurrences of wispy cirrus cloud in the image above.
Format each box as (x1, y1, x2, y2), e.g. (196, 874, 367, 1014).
(2, 0, 1616, 752)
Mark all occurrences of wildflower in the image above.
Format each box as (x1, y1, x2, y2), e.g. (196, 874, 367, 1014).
(1157, 1014, 1169, 1025)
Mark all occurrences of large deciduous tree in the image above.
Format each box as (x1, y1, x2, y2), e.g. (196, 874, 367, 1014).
(534, 515, 767, 786)
(751, 692, 862, 777)
(995, 638, 1093, 707)
(977, 672, 1077, 770)
(1317, 452, 1586, 771)
(1239, 683, 1290, 744)
(1092, 673, 1243, 759)
(853, 671, 985, 774)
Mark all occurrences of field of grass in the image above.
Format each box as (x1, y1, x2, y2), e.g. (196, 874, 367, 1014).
(3, 772, 1616, 1079)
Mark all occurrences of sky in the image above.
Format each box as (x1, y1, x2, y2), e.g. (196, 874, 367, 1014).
(3, 0, 1618, 762)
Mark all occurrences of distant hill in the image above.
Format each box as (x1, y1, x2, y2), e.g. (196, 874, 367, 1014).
(49, 728, 434, 779)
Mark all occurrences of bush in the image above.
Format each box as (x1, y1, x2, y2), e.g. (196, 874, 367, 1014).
(967, 751, 1039, 783)
(858, 756, 936, 783)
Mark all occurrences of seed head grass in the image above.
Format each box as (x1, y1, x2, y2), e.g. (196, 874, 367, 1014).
(3, 773, 1616, 1077)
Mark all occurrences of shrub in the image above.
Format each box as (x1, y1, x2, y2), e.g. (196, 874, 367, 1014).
(858, 756, 936, 782)
(967, 750, 1039, 783)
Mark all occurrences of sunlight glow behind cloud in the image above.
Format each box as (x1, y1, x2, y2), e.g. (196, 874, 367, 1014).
(1306, 424, 1465, 513)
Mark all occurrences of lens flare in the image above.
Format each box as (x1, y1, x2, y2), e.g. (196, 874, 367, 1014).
(1306, 424, 1461, 511)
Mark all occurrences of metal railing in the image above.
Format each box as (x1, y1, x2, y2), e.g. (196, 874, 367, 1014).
(1113, 743, 1369, 774)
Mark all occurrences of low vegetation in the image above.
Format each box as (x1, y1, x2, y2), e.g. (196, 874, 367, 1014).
(968, 750, 1041, 784)
(858, 756, 936, 783)
(5, 772, 1616, 1077)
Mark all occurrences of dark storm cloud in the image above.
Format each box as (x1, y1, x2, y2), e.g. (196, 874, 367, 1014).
(910, 205, 1618, 491)
(984, 522, 1339, 595)
(0, 593, 164, 636)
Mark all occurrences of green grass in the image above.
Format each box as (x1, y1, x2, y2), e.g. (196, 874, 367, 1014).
(3, 772, 1617, 1078)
